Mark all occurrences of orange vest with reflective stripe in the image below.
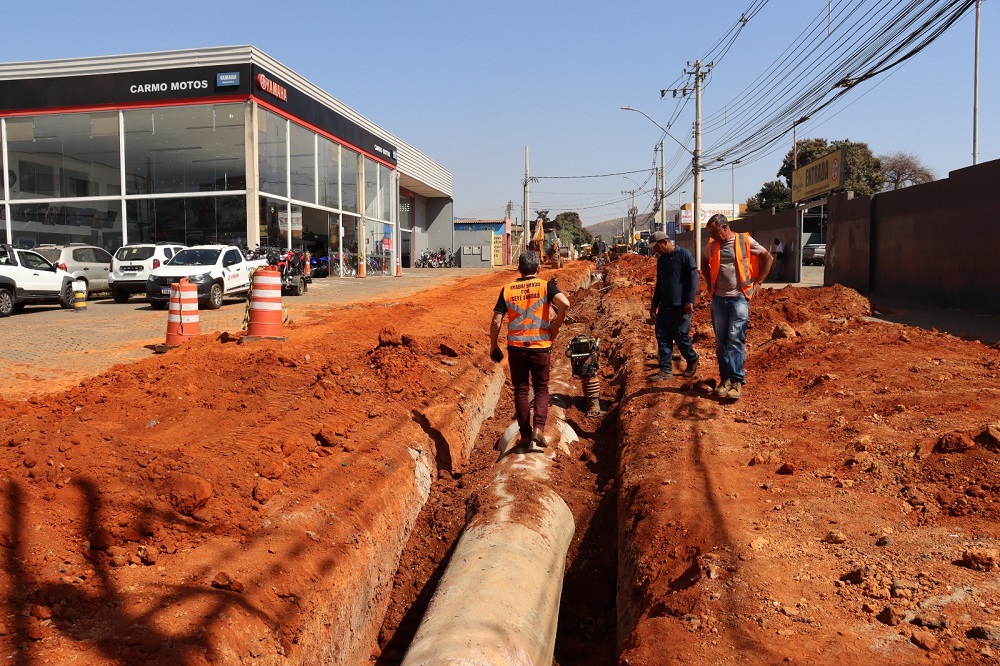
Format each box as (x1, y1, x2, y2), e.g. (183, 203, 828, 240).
(707, 233, 760, 299)
(503, 277, 552, 349)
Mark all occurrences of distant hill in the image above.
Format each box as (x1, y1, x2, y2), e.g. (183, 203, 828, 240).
(585, 213, 655, 240)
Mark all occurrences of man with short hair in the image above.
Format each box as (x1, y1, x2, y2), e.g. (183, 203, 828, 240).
(701, 214, 773, 401)
(647, 231, 699, 382)
(490, 250, 571, 452)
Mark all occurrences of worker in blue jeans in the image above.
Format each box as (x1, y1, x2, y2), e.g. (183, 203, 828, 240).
(701, 214, 773, 401)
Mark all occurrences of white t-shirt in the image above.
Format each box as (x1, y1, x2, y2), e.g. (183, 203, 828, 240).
(714, 235, 767, 297)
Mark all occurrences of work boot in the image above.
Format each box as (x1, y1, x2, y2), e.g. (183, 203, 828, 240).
(683, 356, 699, 378)
(532, 429, 548, 448)
(647, 369, 674, 382)
(715, 378, 731, 398)
(726, 382, 743, 401)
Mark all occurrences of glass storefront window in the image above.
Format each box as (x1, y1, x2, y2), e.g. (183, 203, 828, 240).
(341, 149, 359, 213)
(364, 157, 378, 220)
(342, 213, 359, 275)
(124, 104, 245, 195)
(318, 136, 340, 209)
(10, 199, 122, 252)
(290, 122, 315, 204)
(259, 197, 287, 248)
(7, 112, 121, 200)
(379, 163, 392, 221)
(258, 109, 288, 197)
(126, 195, 246, 247)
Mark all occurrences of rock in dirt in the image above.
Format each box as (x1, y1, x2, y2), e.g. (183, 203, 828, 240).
(167, 473, 213, 516)
(934, 431, 977, 453)
(772, 322, 796, 339)
(89, 527, 114, 551)
(211, 572, 244, 593)
(378, 326, 403, 346)
(960, 547, 1000, 571)
(968, 624, 1000, 642)
(252, 479, 279, 504)
(824, 531, 847, 544)
(911, 629, 939, 651)
(877, 606, 906, 626)
(776, 463, 795, 475)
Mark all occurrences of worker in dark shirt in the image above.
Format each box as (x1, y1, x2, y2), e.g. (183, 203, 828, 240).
(647, 231, 699, 381)
(490, 250, 571, 451)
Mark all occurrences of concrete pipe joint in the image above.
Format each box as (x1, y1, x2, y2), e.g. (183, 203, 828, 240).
(402, 483, 575, 665)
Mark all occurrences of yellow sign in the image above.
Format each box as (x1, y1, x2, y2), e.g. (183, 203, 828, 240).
(791, 147, 845, 203)
(492, 234, 503, 266)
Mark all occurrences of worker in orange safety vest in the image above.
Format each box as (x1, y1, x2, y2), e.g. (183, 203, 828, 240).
(489, 249, 571, 453)
(701, 214, 774, 402)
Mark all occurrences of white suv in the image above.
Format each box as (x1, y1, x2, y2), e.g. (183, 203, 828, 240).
(109, 243, 185, 303)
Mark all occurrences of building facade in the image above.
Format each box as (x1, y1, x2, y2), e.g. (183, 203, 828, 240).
(0, 46, 453, 276)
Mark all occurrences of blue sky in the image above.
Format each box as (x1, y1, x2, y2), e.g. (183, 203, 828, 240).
(6, 0, 995, 227)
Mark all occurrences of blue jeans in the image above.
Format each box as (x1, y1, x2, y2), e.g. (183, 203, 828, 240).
(654, 306, 697, 373)
(710, 295, 749, 384)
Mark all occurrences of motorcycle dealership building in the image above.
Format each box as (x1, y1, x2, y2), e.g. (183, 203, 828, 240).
(0, 46, 454, 275)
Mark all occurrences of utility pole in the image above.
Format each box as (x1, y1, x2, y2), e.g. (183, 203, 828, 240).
(973, 0, 981, 164)
(659, 139, 666, 233)
(688, 60, 712, 271)
(522, 146, 530, 253)
(629, 189, 637, 250)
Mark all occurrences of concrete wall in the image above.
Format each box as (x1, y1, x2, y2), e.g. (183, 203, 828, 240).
(825, 192, 871, 292)
(454, 229, 495, 268)
(825, 157, 1000, 313)
(421, 198, 455, 256)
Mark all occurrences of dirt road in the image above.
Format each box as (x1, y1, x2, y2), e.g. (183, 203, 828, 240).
(1, 258, 999, 664)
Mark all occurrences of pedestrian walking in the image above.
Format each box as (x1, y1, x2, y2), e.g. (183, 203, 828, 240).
(647, 231, 699, 382)
(701, 214, 774, 401)
(769, 238, 786, 281)
(489, 250, 571, 452)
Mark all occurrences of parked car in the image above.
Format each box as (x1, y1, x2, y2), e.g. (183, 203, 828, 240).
(146, 245, 267, 310)
(109, 243, 185, 303)
(802, 243, 826, 266)
(0, 243, 75, 316)
(33, 244, 113, 299)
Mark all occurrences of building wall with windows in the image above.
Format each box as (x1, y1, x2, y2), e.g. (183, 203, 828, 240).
(0, 46, 452, 276)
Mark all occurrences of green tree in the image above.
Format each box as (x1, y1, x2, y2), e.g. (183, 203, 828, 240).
(553, 211, 591, 247)
(777, 138, 884, 199)
(745, 180, 792, 213)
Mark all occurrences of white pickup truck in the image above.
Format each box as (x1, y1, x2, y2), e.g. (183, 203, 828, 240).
(0, 243, 75, 317)
(145, 245, 267, 310)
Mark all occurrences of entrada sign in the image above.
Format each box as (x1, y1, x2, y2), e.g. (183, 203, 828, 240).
(792, 147, 846, 203)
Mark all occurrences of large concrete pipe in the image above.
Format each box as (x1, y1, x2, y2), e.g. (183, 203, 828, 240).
(401, 448, 575, 665)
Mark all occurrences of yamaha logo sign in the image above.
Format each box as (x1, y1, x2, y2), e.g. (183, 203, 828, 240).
(256, 73, 288, 102)
(217, 72, 240, 87)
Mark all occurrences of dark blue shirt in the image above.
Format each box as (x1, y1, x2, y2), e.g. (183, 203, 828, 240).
(651, 247, 699, 308)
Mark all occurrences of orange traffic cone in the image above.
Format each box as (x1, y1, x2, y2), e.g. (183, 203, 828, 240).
(395, 255, 402, 276)
(239, 266, 287, 343)
(155, 278, 199, 352)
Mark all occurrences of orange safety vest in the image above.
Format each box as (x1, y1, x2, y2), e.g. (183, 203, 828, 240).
(707, 233, 760, 299)
(503, 277, 552, 349)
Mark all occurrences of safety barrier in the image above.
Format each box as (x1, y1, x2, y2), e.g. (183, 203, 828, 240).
(239, 266, 287, 343)
(72, 281, 87, 312)
(154, 278, 199, 352)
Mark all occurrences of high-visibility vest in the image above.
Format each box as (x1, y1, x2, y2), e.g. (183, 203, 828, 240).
(707, 233, 760, 299)
(503, 277, 552, 349)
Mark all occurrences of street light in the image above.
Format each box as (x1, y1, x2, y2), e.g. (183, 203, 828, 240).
(621, 105, 702, 266)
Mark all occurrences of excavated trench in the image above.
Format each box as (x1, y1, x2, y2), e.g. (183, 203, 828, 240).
(371, 274, 627, 665)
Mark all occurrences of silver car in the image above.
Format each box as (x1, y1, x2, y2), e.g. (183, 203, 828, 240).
(33, 244, 114, 299)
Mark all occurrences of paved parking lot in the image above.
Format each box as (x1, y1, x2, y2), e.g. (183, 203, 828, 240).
(0, 269, 499, 392)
